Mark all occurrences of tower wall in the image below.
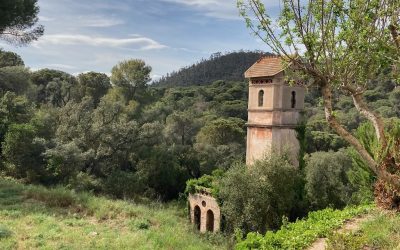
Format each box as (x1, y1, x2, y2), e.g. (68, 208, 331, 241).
(245, 73, 305, 166)
(246, 126, 273, 165)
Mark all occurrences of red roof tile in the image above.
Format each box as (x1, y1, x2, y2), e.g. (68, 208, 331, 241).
(244, 56, 285, 78)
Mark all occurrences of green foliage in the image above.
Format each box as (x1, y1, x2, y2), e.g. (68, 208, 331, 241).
(236, 205, 373, 250)
(196, 117, 245, 146)
(154, 51, 270, 87)
(77, 71, 111, 106)
(103, 170, 142, 199)
(0, 66, 31, 95)
(305, 150, 353, 210)
(219, 155, 300, 234)
(0, 49, 24, 67)
(111, 59, 151, 101)
(130, 218, 151, 230)
(0, 225, 12, 239)
(30, 69, 79, 106)
(0, 92, 32, 143)
(0, 0, 44, 45)
(2, 123, 46, 182)
(185, 170, 223, 196)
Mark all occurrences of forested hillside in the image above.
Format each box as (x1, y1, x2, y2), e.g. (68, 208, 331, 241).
(1, 47, 399, 203)
(153, 51, 270, 87)
(1, 46, 399, 243)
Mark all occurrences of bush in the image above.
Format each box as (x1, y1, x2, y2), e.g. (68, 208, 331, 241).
(305, 150, 353, 210)
(129, 218, 151, 230)
(218, 154, 300, 234)
(2, 123, 46, 182)
(103, 170, 143, 199)
(0, 225, 12, 239)
(68, 172, 101, 193)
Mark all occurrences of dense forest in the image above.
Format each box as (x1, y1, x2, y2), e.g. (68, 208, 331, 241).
(153, 51, 270, 87)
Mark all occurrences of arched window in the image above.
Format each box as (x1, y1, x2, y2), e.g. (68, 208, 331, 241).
(291, 91, 296, 108)
(194, 206, 201, 230)
(258, 90, 264, 107)
(206, 210, 214, 232)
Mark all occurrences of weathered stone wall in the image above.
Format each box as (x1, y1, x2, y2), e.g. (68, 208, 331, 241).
(246, 127, 273, 165)
(188, 193, 221, 233)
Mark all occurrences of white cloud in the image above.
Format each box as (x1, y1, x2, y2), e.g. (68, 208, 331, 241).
(151, 74, 162, 81)
(161, 0, 240, 20)
(44, 63, 77, 70)
(33, 34, 168, 50)
(161, 0, 281, 20)
(77, 15, 125, 27)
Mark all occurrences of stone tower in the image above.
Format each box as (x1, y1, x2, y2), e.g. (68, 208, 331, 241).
(244, 56, 305, 166)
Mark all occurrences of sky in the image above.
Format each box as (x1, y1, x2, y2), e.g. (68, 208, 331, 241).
(1, 0, 281, 80)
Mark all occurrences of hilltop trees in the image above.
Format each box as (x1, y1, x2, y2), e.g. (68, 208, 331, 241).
(0, 0, 44, 45)
(111, 59, 152, 101)
(238, 0, 400, 204)
(77, 72, 111, 106)
(0, 49, 24, 67)
(154, 51, 269, 87)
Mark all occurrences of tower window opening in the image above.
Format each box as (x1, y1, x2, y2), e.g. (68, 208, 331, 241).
(258, 90, 264, 107)
(291, 91, 296, 108)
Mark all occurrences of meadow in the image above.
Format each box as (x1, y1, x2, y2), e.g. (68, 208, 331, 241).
(0, 178, 228, 250)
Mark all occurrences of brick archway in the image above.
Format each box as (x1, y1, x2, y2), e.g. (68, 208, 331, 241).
(189, 193, 221, 233)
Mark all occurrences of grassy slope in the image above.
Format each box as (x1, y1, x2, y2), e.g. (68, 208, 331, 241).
(0, 178, 227, 250)
(327, 209, 400, 249)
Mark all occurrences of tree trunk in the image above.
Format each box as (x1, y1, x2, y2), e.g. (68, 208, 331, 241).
(320, 83, 400, 191)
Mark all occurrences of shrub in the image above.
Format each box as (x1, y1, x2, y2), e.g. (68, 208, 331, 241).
(0, 225, 12, 239)
(102, 170, 143, 199)
(305, 150, 353, 210)
(68, 172, 101, 193)
(218, 154, 300, 234)
(129, 218, 151, 230)
(185, 169, 223, 196)
(2, 123, 46, 182)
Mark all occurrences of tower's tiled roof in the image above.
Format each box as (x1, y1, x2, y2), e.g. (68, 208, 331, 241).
(244, 56, 285, 78)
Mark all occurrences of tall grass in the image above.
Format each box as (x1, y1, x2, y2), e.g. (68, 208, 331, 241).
(0, 178, 228, 250)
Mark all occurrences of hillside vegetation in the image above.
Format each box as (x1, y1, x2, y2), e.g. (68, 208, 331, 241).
(153, 51, 269, 87)
(0, 178, 227, 250)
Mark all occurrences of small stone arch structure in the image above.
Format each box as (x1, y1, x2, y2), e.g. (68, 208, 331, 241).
(188, 191, 221, 233)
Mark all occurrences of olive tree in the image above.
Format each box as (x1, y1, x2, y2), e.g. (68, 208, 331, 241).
(237, 0, 400, 194)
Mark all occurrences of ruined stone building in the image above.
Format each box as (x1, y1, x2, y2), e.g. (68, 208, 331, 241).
(188, 56, 305, 233)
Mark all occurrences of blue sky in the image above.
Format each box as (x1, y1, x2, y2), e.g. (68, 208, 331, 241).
(1, 0, 281, 80)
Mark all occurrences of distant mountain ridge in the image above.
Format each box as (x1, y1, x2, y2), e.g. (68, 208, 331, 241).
(153, 51, 272, 87)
